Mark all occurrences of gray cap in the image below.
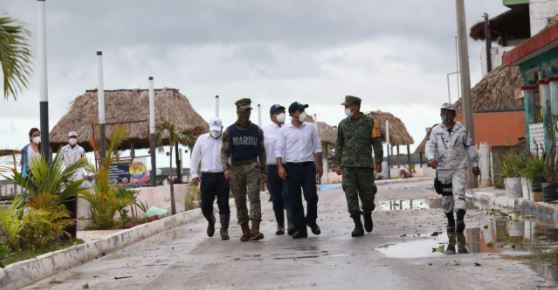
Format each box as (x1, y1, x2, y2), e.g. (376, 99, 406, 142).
(440, 103, 456, 111)
(68, 131, 78, 137)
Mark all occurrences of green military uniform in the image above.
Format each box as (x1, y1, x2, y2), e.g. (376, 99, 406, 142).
(221, 98, 267, 241)
(336, 96, 383, 216)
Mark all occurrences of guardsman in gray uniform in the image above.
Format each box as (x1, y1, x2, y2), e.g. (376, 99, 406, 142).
(335, 96, 383, 237)
(221, 98, 267, 242)
(426, 103, 480, 233)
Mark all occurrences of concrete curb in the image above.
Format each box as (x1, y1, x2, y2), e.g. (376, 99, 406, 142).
(375, 177, 434, 186)
(0, 208, 204, 290)
(466, 188, 558, 223)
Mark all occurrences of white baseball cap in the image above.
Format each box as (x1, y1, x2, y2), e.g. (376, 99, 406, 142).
(68, 131, 78, 137)
(440, 103, 456, 111)
(208, 117, 223, 131)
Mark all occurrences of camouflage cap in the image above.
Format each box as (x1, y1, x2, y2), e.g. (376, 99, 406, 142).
(341, 95, 361, 106)
(235, 98, 252, 111)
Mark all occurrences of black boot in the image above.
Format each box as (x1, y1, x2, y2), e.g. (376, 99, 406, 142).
(446, 232, 456, 255)
(219, 214, 230, 240)
(276, 224, 285, 235)
(363, 212, 373, 233)
(456, 209, 466, 233)
(456, 233, 468, 254)
(351, 215, 364, 237)
(445, 212, 456, 233)
(206, 214, 216, 237)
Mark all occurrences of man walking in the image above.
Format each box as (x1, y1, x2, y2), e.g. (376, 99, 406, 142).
(221, 98, 267, 242)
(263, 104, 293, 235)
(335, 96, 383, 237)
(426, 103, 480, 233)
(276, 102, 323, 239)
(191, 117, 231, 240)
(60, 131, 86, 239)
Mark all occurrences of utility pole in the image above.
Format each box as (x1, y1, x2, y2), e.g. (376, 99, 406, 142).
(149, 76, 156, 186)
(386, 120, 390, 179)
(484, 13, 492, 73)
(97, 51, 106, 161)
(215, 95, 219, 117)
(257, 104, 262, 127)
(37, 0, 51, 162)
(456, 0, 477, 187)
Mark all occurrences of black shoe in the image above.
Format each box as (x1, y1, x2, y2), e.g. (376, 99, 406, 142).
(287, 226, 296, 236)
(351, 215, 364, 237)
(456, 209, 466, 233)
(207, 215, 216, 237)
(219, 214, 230, 240)
(276, 225, 285, 235)
(456, 233, 468, 254)
(445, 212, 456, 233)
(292, 231, 308, 239)
(363, 212, 373, 233)
(307, 222, 321, 235)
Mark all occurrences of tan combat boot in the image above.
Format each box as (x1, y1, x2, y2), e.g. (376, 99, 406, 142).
(240, 223, 251, 242)
(250, 219, 264, 241)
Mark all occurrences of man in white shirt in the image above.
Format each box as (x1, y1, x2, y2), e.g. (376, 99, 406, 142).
(60, 131, 85, 181)
(263, 104, 293, 236)
(276, 102, 323, 239)
(191, 117, 231, 240)
(60, 131, 86, 239)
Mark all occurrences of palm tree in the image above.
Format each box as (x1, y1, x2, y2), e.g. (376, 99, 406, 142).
(155, 121, 184, 215)
(181, 129, 198, 157)
(0, 16, 32, 100)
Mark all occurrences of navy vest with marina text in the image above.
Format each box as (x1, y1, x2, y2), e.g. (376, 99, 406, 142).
(227, 123, 260, 161)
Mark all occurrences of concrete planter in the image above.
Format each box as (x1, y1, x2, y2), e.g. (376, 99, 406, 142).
(504, 177, 523, 198)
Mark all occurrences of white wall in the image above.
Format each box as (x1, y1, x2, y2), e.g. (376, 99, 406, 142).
(530, 0, 558, 35)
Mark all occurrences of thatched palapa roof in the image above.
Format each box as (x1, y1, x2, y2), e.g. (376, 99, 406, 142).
(367, 111, 414, 146)
(455, 65, 523, 113)
(304, 115, 337, 145)
(469, 5, 530, 46)
(414, 127, 434, 154)
(50, 88, 208, 152)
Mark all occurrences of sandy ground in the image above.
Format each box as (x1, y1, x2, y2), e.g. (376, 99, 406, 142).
(22, 181, 552, 290)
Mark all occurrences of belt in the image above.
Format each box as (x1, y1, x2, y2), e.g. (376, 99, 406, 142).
(231, 159, 258, 166)
(201, 172, 224, 176)
(285, 161, 314, 167)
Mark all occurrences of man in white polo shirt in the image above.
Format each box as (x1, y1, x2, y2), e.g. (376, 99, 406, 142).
(263, 104, 294, 236)
(276, 102, 323, 239)
(60, 131, 85, 181)
(191, 117, 231, 240)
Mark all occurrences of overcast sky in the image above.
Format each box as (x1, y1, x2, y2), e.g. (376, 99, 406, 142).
(0, 0, 508, 155)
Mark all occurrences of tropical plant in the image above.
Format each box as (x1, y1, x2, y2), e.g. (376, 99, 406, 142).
(20, 207, 74, 250)
(0, 16, 32, 100)
(501, 151, 528, 178)
(0, 198, 25, 251)
(181, 129, 199, 156)
(7, 149, 90, 206)
(82, 126, 135, 229)
(521, 153, 545, 181)
(155, 121, 185, 215)
(116, 188, 138, 223)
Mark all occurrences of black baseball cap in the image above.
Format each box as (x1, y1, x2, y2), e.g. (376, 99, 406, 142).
(288, 102, 309, 114)
(270, 104, 285, 115)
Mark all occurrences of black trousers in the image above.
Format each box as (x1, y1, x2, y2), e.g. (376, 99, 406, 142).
(285, 162, 318, 234)
(200, 172, 230, 220)
(267, 165, 290, 227)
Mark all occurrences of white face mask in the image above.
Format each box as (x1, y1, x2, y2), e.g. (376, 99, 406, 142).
(298, 112, 307, 122)
(345, 108, 353, 117)
(69, 138, 77, 145)
(32, 136, 41, 144)
(210, 130, 222, 139)
(276, 113, 286, 124)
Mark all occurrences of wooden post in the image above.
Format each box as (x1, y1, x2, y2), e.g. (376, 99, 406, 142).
(396, 145, 400, 168)
(407, 144, 412, 172)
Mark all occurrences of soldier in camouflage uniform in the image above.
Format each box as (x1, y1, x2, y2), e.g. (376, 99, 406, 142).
(221, 98, 268, 242)
(335, 95, 383, 237)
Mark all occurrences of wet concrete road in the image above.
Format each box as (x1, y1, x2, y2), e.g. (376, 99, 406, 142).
(24, 181, 551, 290)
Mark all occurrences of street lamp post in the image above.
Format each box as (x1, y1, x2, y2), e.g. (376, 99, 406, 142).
(149, 76, 156, 186)
(97, 51, 106, 161)
(37, 0, 50, 162)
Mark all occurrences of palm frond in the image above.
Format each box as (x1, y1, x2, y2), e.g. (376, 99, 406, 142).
(0, 16, 32, 100)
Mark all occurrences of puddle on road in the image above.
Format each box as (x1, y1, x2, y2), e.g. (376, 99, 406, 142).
(376, 198, 481, 211)
(376, 212, 558, 285)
